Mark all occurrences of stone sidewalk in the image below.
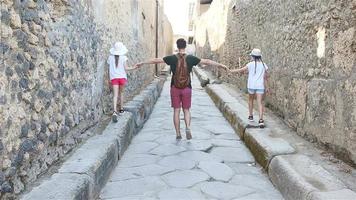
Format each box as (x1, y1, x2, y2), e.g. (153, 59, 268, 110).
(99, 77, 283, 200)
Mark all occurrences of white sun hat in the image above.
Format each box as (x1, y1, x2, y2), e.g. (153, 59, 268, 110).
(250, 48, 262, 57)
(110, 42, 128, 56)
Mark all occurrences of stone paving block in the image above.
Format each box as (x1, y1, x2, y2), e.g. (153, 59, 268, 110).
(158, 188, 206, 200)
(22, 173, 91, 200)
(269, 155, 346, 200)
(124, 141, 159, 154)
(118, 154, 160, 168)
(58, 135, 118, 195)
(179, 151, 223, 163)
(199, 181, 255, 199)
(211, 139, 242, 147)
(158, 155, 196, 170)
(100, 176, 167, 199)
(210, 147, 255, 163)
(150, 144, 187, 156)
(244, 128, 296, 169)
(198, 161, 234, 181)
(180, 140, 213, 151)
(110, 164, 175, 181)
(162, 170, 210, 188)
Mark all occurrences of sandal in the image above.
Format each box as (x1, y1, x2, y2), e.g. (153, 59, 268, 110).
(186, 128, 192, 140)
(176, 135, 182, 140)
(112, 111, 118, 123)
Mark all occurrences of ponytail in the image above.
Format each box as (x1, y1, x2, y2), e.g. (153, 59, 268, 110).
(115, 55, 120, 68)
(253, 56, 266, 74)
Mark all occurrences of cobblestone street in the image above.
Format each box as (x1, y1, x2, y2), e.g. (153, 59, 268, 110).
(99, 76, 283, 200)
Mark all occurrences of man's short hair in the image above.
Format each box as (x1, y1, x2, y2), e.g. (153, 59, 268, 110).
(176, 38, 187, 49)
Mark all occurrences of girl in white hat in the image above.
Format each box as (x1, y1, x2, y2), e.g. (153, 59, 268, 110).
(107, 42, 137, 122)
(230, 48, 269, 128)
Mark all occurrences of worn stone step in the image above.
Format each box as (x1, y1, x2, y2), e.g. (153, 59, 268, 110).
(269, 155, 353, 200)
(244, 128, 296, 169)
(193, 67, 210, 87)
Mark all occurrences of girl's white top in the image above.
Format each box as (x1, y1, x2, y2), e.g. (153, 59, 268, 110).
(247, 61, 269, 89)
(107, 55, 128, 80)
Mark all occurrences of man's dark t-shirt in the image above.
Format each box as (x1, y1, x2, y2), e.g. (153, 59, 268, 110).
(163, 54, 201, 88)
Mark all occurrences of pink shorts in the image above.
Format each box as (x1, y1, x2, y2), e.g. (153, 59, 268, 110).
(111, 78, 127, 86)
(170, 86, 192, 109)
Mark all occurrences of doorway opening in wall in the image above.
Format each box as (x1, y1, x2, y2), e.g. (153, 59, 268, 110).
(188, 37, 194, 44)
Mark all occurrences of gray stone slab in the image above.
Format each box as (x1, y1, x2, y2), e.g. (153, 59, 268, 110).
(210, 147, 255, 163)
(21, 173, 91, 200)
(158, 155, 196, 170)
(58, 135, 118, 195)
(110, 164, 175, 181)
(230, 174, 281, 195)
(150, 144, 186, 156)
(162, 170, 210, 188)
(100, 176, 167, 199)
(125, 141, 159, 154)
(199, 181, 255, 199)
(226, 163, 262, 175)
(132, 133, 161, 143)
(198, 161, 234, 182)
(214, 133, 239, 140)
(211, 139, 242, 147)
(269, 155, 346, 200)
(308, 189, 356, 200)
(181, 140, 213, 151)
(244, 128, 296, 169)
(158, 188, 205, 200)
(118, 154, 160, 168)
(179, 151, 223, 163)
(199, 124, 235, 135)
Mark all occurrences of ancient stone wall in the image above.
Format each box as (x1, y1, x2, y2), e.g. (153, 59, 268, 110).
(0, 0, 172, 198)
(195, 0, 356, 164)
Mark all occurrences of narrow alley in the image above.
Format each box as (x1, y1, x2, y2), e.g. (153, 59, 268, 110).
(99, 75, 283, 200)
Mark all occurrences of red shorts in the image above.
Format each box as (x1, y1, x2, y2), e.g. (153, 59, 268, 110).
(170, 86, 192, 109)
(111, 78, 127, 86)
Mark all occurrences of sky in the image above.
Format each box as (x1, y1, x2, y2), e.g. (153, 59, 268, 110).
(164, 0, 193, 36)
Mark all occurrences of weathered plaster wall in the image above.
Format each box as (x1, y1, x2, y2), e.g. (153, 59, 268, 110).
(0, 0, 172, 198)
(195, 0, 356, 165)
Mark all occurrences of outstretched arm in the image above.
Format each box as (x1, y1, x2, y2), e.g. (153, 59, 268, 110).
(199, 59, 229, 71)
(125, 64, 138, 71)
(230, 66, 248, 74)
(135, 58, 165, 68)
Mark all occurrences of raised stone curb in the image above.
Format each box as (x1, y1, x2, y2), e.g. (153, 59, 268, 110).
(269, 155, 347, 200)
(193, 67, 209, 87)
(194, 68, 356, 200)
(244, 128, 296, 169)
(21, 77, 166, 200)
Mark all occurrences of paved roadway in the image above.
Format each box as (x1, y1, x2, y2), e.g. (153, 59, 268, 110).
(99, 76, 283, 200)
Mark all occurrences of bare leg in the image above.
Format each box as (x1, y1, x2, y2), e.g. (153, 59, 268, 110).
(113, 85, 119, 112)
(183, 108, 192, 140)
(183, 108, 191, 129)
(256, 94, 264, 120)
(248, 94, 255, 116)
(119, 85, 125, 111)
(173, 108, 181, 136)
